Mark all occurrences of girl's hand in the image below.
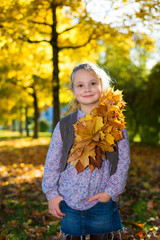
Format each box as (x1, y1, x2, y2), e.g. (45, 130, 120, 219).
(48, 196, 66, 219)
(88, 192, 111, 203)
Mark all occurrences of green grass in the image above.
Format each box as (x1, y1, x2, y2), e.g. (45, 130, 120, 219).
(0, 130, 52, 140)
(133, 133, 141, 142)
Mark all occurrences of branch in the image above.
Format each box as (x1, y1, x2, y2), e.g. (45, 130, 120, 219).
(59, 31, 95, 50)
(19, 35, 50, 43)
(39, 31, 51, 36)
(58, 25, 77, 35)
(29, 20, 52, 27)
(27, 38, 50, 44)
(9, 79, 34, 96)
(58, 11, 89, 35)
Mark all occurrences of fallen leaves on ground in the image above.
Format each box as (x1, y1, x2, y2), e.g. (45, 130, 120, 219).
(0, 137, 160, 239)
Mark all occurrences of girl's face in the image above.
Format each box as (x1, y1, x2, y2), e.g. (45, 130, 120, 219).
(72, 69, 102, 113)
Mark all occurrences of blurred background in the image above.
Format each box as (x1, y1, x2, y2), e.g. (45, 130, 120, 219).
(0, 0, 160, 239)
(0, 0, 160, 143)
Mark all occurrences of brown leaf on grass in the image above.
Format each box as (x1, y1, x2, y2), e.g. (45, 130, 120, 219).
(135, 230, 147, 238)
(47, 236, 59, 240)
(147, 200, 158, 211)
(150, 233, 160, 240)
(131, 222, 146, 229)
(147, 200, 154, 211)
(8, 220, 21, 228)
(0, 234, 6, 240)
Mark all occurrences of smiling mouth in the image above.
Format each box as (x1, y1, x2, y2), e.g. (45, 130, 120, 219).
(83, 95, 94, 97)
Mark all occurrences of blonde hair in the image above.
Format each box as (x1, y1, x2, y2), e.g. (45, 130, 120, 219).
(68, 62, 111, 112)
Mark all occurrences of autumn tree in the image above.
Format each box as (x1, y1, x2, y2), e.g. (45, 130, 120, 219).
(1, 0, 110, 129)
(0, 38, 52, 137)
(1, 0, 105, 134)
(1, 0, 159, 132)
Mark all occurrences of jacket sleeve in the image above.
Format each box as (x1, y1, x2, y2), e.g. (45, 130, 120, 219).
(105, 128, 130, 201)
(42, 122, 63, 201)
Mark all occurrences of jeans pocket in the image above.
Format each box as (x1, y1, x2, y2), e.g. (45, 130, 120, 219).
(60, 200, 65, 210)
(98, 199, 113, 204)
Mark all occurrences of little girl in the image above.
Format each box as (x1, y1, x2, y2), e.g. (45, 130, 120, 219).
(42, 62, 130, 240)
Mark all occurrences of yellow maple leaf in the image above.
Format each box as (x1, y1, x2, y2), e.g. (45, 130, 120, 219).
(75, 147, 96, 172)
(109, 105, 119, 112)
(94, 116, 104, 133)
(112, 129, 123, 142)
(92, 132, 100, 142)
(105, 133, 115, 145)
(113, 90, 123, 102)
(98, 141, 114, 152)
(67, 147, 84, 163)
(70, 158, 80, 167)
(100, 131, 105, 140)
(106, 125, 113, 133)
(82, 147, 96, 168)
(105, 89, 113, 100)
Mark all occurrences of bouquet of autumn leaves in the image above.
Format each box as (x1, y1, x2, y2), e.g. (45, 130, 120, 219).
(67, 88, 126, 173)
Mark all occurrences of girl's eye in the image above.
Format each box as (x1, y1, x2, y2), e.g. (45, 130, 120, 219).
(78, 84, 83, 88)
(91, 82, 97, 86)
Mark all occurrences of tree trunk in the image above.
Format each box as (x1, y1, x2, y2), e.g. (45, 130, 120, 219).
(51, 3, 60, 131)
(19, 106, 23, 136)
(32, 88, 39, 138)
(25, 105, 30, 137)
(12, 120, 16, 131)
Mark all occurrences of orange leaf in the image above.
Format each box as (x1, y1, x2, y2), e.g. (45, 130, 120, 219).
(89, 163, 95, 171)
(76, 160, 85, 173)
(135, 231, 147, 238)
(132, 222, 146, 228)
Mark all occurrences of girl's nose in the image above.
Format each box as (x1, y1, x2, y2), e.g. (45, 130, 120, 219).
(84, 85, 91, 92)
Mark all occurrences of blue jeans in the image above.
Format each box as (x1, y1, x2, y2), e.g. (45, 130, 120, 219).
(60, 200, 123, 236)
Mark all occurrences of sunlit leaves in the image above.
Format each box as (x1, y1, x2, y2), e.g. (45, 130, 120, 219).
(1, 0, 157, 130)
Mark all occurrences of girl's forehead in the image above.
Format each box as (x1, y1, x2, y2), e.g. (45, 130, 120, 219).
(73, 69, 98, 80)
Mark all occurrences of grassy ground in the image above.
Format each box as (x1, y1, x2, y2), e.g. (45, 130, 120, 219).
(0, 130, 52, 140)
(0, 133, 160, 239)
